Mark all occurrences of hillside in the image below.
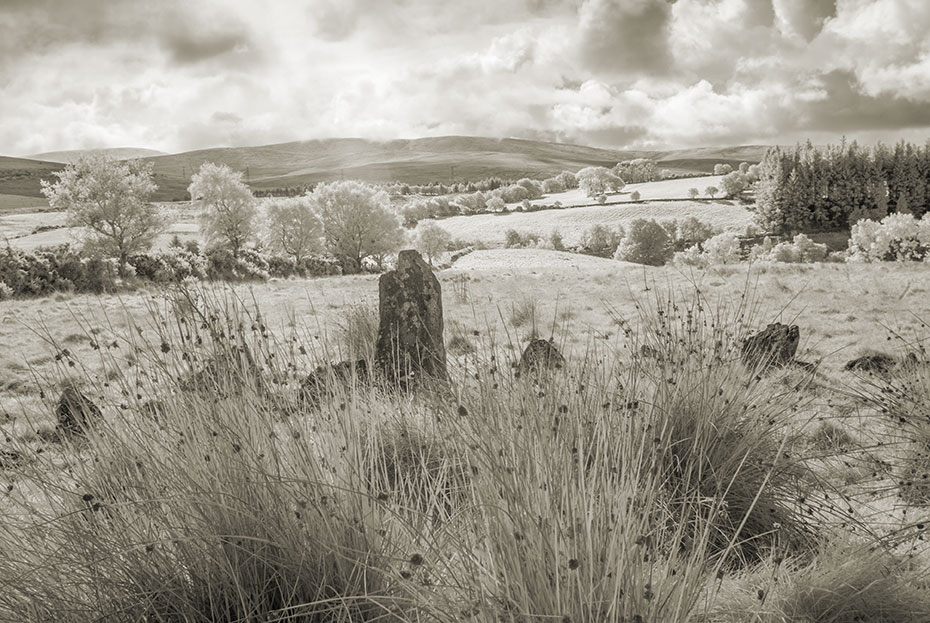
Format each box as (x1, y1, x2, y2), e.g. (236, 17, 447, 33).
(0, 156, 62, 200)
(28, 147, 168, 163)
(1, 137, 768, 202)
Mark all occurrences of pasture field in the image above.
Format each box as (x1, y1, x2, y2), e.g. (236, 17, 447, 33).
(0, 202, 201, 251)
(528, 174, 725, 209)
(1, 255, 930, 621)
(423, 199, 754, 246)
(2, 175, 740, 251)
(2, 256, 927, 430)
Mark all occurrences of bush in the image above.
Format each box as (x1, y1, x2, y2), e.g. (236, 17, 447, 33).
(0, 245, 121, 297)
(674, 232, 742, 267)
(581, 224, 624, 257)
(676, 216, 717, 250)
(549, 229, 565, 251)
(614, 219, 674, 265)
(847, 213, 930, 262)
(504, 229, 540, 248)
(630, 190, 641, 201)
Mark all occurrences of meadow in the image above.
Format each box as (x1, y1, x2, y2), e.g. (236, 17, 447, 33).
(1, 256, 929, 621)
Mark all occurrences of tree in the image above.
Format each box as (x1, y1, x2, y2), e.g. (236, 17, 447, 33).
(41, 155, 162, 275)
(614, 219, 673, 266)
(576, 166, 625, 198)
(688, 187, 699, 199)
(416, 222, 451, 265)
(705, 186, 719, 198)
(311, 180, 405, 273)
(189, 163, 257, 258)
(264, 196, 323, 262)
(630, 190, 642, 201)
(713, 163, 733, 175)
(720, 171, 750, 199)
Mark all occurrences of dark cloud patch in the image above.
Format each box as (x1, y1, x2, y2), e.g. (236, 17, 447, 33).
(576, 0, 676, 77)
(311, 2, 360, 41)
(162, 21, 256, 65)
(794, 70, 930, 132)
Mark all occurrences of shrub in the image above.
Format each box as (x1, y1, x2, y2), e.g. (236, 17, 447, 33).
(702, 231, 742, 264)
(581, 224, 624, 257)
(549, 229, 565, 251)
(847, 213, 930, 262)
(630, 190, 641, 201)
(677, 216, 717, 250)
(674, 232, 741, 267)
(615, 219, 674, 265)
(504, 229, 539, 248)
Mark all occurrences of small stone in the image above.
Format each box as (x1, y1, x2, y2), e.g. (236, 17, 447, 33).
(518, 339, 565, 375)
(56, 386, 102, 435)
(300, 359, 370, 408)
(741, 323, 799, 370)
(844, 353, 898, 375)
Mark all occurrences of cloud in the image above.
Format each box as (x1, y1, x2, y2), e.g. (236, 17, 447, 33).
(772, 0, 835, 40)
(2, 0, 930, 155)
(576, 0, 676, 77)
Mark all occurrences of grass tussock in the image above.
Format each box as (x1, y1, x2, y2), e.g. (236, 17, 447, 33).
(0, 280, 924, 622)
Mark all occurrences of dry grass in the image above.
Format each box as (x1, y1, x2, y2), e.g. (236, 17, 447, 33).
(0, 258, 929, 621)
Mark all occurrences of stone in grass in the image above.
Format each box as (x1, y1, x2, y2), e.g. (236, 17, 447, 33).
(179, 344, 264, 395)
(56, 386, 102, 435)
(517, 338, 565, 376)
(300, 359, 370, 408)
(376, 250, 448, 389)
(844, 353, 899, 376)
(845, 351, 929, 377)
(741, 323, 799, 371)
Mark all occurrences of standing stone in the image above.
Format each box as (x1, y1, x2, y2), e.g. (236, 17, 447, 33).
(741, 323, 799, 370)
(376, 250, 447, 388)
(56, 386, 102, 435)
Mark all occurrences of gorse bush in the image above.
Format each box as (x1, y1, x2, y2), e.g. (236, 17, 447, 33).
(0, 245, 120, 296)
(0, 244, 341, 300)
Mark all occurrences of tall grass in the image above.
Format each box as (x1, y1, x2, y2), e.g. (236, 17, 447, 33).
(0, 280, 883, 621)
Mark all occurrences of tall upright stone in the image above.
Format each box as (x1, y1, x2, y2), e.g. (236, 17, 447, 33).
(376, 250, 447, 388)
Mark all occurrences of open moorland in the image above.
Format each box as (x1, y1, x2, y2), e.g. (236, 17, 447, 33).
(2, 137, 930, 622)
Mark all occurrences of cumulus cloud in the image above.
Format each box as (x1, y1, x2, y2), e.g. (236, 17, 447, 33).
(576, 0, 676, 77)
(1, 0, 929, 155)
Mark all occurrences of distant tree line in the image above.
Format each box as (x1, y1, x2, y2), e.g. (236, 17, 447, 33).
(755, 140, 930, 235)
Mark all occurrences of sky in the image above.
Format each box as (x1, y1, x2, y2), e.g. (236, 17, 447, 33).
(2, 0, 930, 156)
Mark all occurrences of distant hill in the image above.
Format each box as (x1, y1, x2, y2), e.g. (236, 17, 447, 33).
(28, 148, 168, 163)
(0, 156, 63, 198)
(2, 137, 769, 202)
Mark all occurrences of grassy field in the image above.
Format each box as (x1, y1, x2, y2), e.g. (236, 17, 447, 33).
(1, 257, 929, 620)
(527, 174, 725, 209)
(2, 257, 927, 428)
(0, 203, 201, 251)
(1, 175, 747, 251)
(423, 199, 754, 246)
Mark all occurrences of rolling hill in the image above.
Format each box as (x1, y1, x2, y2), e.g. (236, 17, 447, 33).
(1, 137, 769, 202)
(28, 148, 168, 163)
